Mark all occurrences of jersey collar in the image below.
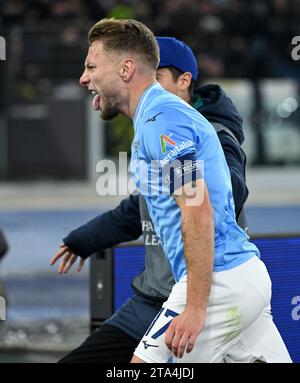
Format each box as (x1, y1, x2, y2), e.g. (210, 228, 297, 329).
(133, 82, 161, 128)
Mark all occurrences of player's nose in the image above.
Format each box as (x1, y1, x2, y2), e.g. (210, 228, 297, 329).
(79, 71, 90, 87)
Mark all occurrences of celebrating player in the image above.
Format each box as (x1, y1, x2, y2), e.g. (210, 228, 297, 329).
(51, 20, 291, 363)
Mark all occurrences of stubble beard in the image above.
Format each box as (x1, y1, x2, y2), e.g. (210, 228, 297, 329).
(99, 95, 121, 121)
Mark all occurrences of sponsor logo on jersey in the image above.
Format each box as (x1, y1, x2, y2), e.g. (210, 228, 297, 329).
(160, 134, 176, 154)
(160, 140, 194, 166)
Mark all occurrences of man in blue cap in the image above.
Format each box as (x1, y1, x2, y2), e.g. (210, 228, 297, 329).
(156, 36, 198, 101)
(51, 36, 288, 363)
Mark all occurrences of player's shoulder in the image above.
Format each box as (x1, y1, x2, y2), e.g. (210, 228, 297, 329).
(142, 94, 195, 128)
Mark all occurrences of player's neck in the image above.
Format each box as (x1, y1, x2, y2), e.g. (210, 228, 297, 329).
(126, 76, 157, 121)
(177, 89, 191, 104)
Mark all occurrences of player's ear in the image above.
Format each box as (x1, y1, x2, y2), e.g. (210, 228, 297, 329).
(177, 72, 192, 91)
(119, 59, 135, 82)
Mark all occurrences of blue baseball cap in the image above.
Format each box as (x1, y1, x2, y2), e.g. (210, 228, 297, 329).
(156, 37, 198, 81)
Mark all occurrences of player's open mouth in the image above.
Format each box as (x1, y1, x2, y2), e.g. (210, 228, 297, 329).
(91, 90, 102, 111)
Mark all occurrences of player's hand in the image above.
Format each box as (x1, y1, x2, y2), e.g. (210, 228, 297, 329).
(50, 243, 85, 274)
(164, 307, 205, 359)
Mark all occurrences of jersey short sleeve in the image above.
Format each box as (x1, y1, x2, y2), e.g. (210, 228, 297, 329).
(140, 107, 203, 195)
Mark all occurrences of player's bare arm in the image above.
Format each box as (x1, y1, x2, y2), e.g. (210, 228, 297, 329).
(165, 179, 214, 358)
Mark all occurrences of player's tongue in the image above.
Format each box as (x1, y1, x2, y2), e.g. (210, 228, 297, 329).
(93, 93, 101, 111)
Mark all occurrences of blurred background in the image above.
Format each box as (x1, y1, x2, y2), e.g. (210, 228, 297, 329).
(0, 0, 299, 363)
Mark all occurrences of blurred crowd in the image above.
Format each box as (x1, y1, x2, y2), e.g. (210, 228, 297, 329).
(0, 0, 299, 97)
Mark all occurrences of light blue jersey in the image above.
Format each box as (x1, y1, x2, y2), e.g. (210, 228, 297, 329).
(131, 83, 259, 282)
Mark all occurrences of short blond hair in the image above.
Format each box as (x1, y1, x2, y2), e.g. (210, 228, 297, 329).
(88, 18, 159, 70)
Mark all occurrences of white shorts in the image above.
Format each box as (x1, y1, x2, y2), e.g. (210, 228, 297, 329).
(134, 256, 292, 363)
